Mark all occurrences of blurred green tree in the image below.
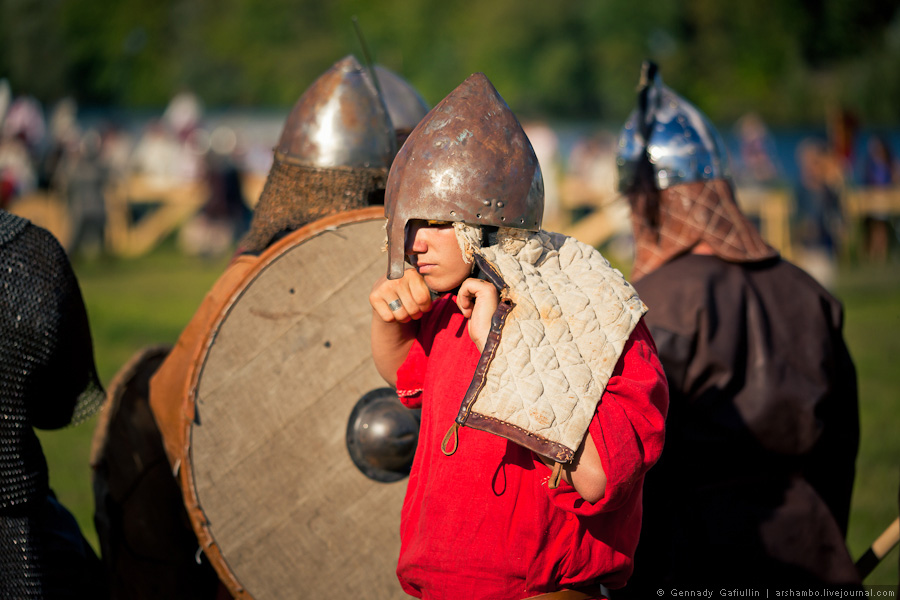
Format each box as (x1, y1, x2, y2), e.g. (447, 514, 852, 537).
(1, 0, 898, 125)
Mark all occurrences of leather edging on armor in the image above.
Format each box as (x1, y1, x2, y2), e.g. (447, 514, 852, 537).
(465, 412, 575, 464)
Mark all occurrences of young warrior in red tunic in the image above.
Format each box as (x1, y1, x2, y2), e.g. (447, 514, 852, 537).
(369, 73, 668, 600)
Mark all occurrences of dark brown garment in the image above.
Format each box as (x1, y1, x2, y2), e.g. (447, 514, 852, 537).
(617, 253, 860, 592)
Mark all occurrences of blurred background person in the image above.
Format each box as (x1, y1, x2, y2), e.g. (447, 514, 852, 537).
(178, 126, 251, 258)
(60, 129, 110, 259)
(0, 94, 43, 211)
(0, 80, 10, 131)
(163, 91, 202, 146)
(129, 119, 187, 186)
(733, 111, 780, 187)
(96, 121, 133, 188)
(0, 207, 107, 598)
(39, 97, 81, 194)
(1, 95, 45, 169)
(129, 92, 203, 187)
(830, 108, 860, 180)
(859, 134, 899, 262)
(0, 127, 36, 210)
(563, 129, 634, 261)
(567, 129, 620, 210)
(793, 137, 846, 287)
(612, 62, 860, 594)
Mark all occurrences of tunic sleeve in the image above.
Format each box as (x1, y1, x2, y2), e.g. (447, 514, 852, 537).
(547, 320, 669, 515)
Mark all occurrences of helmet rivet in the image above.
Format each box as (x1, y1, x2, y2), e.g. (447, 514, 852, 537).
(497, 201, 504, 208)
(450, 210, 456, 216)
(482, 199, 491, 206)
(476, 213, 482, 219)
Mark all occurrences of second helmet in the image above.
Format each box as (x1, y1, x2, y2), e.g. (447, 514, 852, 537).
(616, 61, 729, 192)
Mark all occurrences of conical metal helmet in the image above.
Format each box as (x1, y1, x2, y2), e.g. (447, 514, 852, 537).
(240, 55, 398, 253)
(616, 61, 729, 192)
(276, 54, 397, 169)
(384, 72, 544, 279)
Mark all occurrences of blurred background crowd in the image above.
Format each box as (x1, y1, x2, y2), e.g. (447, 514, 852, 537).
(0, 86, 263, 260)
(2, 0, 900, 285)
(1, 81, 899, 288)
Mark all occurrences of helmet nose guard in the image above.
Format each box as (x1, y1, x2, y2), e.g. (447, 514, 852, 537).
(616, 61, 729, 192)
(383, 72, 543, 280)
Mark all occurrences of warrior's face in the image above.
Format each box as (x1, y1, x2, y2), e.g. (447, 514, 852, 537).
(405, 220, 472, 292)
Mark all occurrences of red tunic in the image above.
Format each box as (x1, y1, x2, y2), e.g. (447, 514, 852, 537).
(394, 294, 668, 600)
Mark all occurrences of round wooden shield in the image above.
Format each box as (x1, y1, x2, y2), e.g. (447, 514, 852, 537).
(182, 207, 409, 599)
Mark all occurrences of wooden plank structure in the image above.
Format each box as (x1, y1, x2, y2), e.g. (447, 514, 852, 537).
(5, 172, 266, 255)
(556, 178, 632, 250)
(105, 172, 266, 257)
(732, 186, 794, 259)
(553, 179, 893, 260)
(105, 175, 206, 257)
(4, 189, 71, 245)
(6, 174, 900, 260)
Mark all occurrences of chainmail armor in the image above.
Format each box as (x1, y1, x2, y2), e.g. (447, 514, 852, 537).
(239, 156, 388, 253)
(1, 209, 104, 597)
(0, 514, 41, 598)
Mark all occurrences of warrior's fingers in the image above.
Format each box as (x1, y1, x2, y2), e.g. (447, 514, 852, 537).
(456, 278, 495, 318)
(369, 278, 404, 323)
(458, 278, 496, 302)
(370, 295, 399, 323)
(392, 286, 420, 322)
(406, 271, 433, 311)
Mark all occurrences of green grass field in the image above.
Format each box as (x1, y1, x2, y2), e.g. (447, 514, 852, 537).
(834, 263, 900, 586)
(38, 245, 899, 586)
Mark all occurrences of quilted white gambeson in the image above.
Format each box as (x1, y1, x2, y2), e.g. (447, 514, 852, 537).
(455, 228, 647, 465)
